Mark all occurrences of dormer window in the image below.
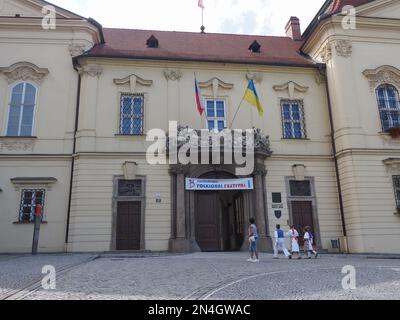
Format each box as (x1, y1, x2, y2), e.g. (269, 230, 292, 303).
(146, 35, 159, 48)
(249, 40, 261, 53)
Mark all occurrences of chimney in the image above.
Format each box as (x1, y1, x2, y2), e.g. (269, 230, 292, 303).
(285, 16, 302, 41)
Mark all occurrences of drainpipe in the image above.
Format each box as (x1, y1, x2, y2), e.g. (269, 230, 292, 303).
(65, 60, 82, 251)
(319, 64, 349, 253)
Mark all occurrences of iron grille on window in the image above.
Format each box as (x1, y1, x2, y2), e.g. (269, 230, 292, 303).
(289, 180, 311, 197)
(120, 94, 144, 135)
(393, 176, 400, 209)
(281, 100, 306, 139)
(19, 189, 45, 222)
(118, 180, 142, 197)
(272, 193, 282, 203)
(376, 85, 400, 132)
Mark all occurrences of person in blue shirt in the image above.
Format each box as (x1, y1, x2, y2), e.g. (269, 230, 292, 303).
(247, 218, 259, 263)
(274, 224, 292, 259)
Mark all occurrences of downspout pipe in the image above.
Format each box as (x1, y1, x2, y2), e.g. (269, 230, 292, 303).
(65, 60, 82, 250)
(319, 63, 349, 253)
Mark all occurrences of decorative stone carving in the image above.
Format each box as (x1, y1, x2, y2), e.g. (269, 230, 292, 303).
(363, 65, 400, 91)
(114, 74, 153, 93)
(122, 162, 138, 180)
(164, 69, 182, 81)
(273, 81, 309, 99)
(198, 77, 234, 97)
(320, 43, 332, 63)
(315, 70, 326, 85)
(0, 62, 49, 85)
(78, 64, 103, 77)
(0, 139, 35, 152)
(334, 40, 352, 58)
(293, 164, 306, 181)
(246, 72, 263, 84)
(68, 44, 89, 57)
(383, 158, 400, 174)
(167, 126, 272, 158)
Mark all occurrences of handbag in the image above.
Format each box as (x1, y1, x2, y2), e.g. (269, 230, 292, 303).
(249, 236, 256, 243)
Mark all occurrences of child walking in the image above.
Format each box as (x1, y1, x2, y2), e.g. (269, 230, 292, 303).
(274, 224, 292, 259)
(303, 226, 319, 259)
(247, 218, 259, 263)
(287, 225, 301, 259)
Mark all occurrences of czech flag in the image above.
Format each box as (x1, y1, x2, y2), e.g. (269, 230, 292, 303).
(243, 79, 264, 117)
(195, 77, 205, 115)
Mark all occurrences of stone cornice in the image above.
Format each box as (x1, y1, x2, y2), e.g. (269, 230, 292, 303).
(0, 18, 102, 44)
(0, 61, 49, 84)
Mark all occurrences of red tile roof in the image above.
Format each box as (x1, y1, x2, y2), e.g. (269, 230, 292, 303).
(82, 29, 317, 68)
(325, 0, 373, 15)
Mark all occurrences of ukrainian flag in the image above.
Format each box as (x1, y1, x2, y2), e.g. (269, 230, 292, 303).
(243, 80, 264, 117)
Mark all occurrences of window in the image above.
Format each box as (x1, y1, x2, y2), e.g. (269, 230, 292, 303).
(206, 100, 226, 131)
(272, 193, 282, 203)
(281, 100, 306, 139)
(376, 85, 400, 132)
(393, 176, 400, 209)
(119, 94, 144, 135)
(118, 180, 143, 197)
(289, 180, 312, 197)
(19, 189, 45, 222)
(7, 82, 37, 136)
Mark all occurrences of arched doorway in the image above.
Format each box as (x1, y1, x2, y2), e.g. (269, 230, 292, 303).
(194, 172, 245, 252)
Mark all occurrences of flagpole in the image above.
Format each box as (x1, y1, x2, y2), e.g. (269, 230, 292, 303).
(230, 96, 245, 128)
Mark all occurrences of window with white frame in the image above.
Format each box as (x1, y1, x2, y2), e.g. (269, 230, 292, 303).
(281, 100, 306, 139)
(6, 82, 37, 136)
(393, 176, 400, 209)
(376, 84, 400, 132)
(19, 189, 45, 222)
(206, 100, 226, 131)
(119, 94, 144, 135)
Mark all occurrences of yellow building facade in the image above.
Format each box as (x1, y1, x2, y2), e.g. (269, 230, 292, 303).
(1, 0, 400, 254)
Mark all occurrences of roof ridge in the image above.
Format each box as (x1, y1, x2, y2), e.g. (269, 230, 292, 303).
(102, 27, 294, 39)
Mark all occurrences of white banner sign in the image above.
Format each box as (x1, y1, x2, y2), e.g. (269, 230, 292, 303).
(185, 178, 254, 191)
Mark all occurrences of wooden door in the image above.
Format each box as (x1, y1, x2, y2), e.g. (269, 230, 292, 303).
(195, 192, 220, 251)
(291, 201, 314, 246)
(116, 201, 141, 250)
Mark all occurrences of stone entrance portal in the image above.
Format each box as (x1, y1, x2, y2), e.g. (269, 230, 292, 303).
(168, 127, 273, 253)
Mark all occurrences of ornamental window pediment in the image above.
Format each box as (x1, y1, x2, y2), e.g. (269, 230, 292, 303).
(0, 62, 49, 85)
(273, 81, 309, 99)
(363, 65, 400, 92)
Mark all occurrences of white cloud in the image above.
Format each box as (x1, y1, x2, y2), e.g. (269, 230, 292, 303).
(49, 0, 325, 36)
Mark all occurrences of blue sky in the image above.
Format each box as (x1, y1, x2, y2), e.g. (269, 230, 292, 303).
(49, 0, 325, 36)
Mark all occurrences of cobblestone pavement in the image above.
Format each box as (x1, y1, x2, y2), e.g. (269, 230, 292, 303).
(1, 252, 400, 300)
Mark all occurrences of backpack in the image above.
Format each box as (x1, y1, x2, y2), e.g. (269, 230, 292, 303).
(277, 229, 284, 238)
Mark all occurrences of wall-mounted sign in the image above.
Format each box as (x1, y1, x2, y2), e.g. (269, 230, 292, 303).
(275, 211, 282, 219)
(272, 204, 284, 209)
(155, 193, 162, 203)
(185, 178, 254, 191)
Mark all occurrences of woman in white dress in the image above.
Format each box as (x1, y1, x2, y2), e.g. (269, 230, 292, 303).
(287, 225, 301, 259)
(303, 226, 319, 259)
